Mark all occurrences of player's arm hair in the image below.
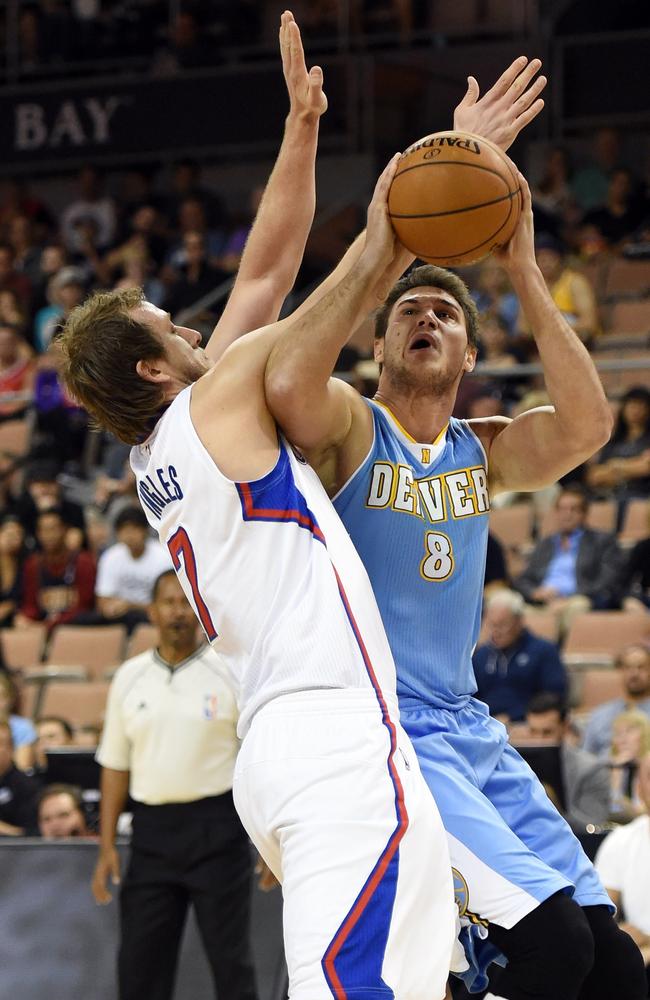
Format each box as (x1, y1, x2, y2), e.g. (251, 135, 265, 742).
(264, 236, 412, 453)
(484, 266, 612, 495)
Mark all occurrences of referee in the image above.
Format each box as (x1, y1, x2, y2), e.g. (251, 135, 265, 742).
(92, 570, 257, 1000)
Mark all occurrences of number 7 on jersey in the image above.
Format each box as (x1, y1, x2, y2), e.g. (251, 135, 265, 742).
(167, 526, 218, 641)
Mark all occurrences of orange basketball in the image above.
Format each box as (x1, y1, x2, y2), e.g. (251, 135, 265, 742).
(387, 131, 521, 266)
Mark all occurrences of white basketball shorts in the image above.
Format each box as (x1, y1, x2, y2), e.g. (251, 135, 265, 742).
(233, 689, 456, 1000)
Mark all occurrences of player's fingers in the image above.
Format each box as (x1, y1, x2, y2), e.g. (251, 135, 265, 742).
(308, 65, 325, 107)
(288, 19, 308, 82)
(458, 75, 480, 107)
(513, 97, 545, 133)
(513, 74, 547, 115)
(503, 57, 542, 103)
(518, 171, 532, 209)
(374, 152, 401, 199)
(490, 55, 529, 98)
(279, 13, 291, 77)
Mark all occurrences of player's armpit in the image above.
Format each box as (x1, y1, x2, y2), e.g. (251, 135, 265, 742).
(479, 406, 604, 496)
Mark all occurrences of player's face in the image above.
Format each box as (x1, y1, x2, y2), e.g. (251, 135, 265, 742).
(131, 302, 211, 387)
(376, 287, 475, 395)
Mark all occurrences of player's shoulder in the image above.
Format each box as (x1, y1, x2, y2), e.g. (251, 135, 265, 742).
(466, 415, 512, 445)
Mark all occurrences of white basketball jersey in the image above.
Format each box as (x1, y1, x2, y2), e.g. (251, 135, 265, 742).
(130, 385, 398, 735)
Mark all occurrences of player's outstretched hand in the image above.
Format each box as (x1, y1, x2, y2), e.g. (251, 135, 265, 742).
(92, 846, 121, 905)
(453, 56, 546, 151)
(493, 170, 536, 274)
(363, 153, 401, 269)
(280, 10, 327, 121)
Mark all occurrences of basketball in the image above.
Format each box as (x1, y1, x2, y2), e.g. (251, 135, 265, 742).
(388, 130, 522, 266)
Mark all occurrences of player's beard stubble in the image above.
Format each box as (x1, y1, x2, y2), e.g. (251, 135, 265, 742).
(381, 352, 468, 399)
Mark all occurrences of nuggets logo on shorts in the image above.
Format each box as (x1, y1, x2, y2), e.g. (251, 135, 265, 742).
(452, 868, 488, 927)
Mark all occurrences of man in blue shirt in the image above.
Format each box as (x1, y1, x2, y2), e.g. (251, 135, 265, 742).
(583, 643, 650, 756)
(473, 590, 567, 722)
(515, 486, 624, 633)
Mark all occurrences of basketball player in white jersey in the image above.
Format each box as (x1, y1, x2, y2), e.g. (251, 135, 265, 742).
(60, 149, 466, 997)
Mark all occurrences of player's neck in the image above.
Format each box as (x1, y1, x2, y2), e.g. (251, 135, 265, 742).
(374, 381, 453, 444)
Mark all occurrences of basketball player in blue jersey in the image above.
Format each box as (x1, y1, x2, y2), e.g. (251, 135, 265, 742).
(263, 174, 648, 995)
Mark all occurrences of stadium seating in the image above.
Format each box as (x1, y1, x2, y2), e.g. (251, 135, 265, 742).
(539, 499, 617, 538)
(563, 611, 649, 666)
(603, 259, 650, 299)
(574, 668, 624, 712)
(125, 623, 158, 660)
(45, 625, 127, 680)
(39, 681, 110, 729)
(0, 419, 30, 455)
(0, 626, 46, 670)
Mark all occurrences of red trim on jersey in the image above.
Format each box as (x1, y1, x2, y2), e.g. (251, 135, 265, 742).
(238, 481, 326, 544)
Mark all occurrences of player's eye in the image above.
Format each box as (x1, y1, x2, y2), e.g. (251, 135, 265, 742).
(402, 308, 415, 316)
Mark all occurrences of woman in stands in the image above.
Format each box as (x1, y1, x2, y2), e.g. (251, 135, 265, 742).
(0, 515, 27, 627)
(0, 671, 36, 770)
(608, 709, 650, 823)
(587, 386, 650, 508)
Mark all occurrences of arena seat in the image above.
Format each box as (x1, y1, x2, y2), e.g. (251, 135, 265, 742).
(564, 612, 649, 666)
(45, 625, 127, 680)
(39, 680, 110, 729)
(0, 626, 46, 670)
(619, 499, 649, 545)
(522, 609, 560, 644)
(608, 300, 650, 336)
(575, 668, 624, 711)
(125, 623, 158, 660)
(489, 504, 534, 549)
(538, 500, 617, 539)
(0, 419, 30, 455)
(604, 258, 650, 299)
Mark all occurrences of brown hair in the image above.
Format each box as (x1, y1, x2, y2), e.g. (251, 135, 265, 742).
(38, 782, 84, 814)
(59, 287, 166, 445)
(374, 265, 479, 349)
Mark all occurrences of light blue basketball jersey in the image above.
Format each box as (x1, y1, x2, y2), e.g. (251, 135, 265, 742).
(334, 399, 489, 708)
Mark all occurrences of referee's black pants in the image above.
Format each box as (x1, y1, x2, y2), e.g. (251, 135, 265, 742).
(118, 791, 258, 1000)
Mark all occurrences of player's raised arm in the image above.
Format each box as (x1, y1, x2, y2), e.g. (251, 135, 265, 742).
(453, 56, 546, 151)
(263, 156, 404, 453)
(205, 11, 326, 363)
(477, 172, 612, 496)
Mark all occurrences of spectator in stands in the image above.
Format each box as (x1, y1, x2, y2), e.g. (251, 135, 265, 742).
(93, 570, 256, 1000)
(94, 506, 170, 632)
(0, 244, 31, 315)
(8, 214, 41, 288)
(13, 460, 86, 543)
(60, 166, 117, 255)
(38, 783, 90, 838)
(472, 258, 519, 336)
(484, 534, 508, 595)
(531, 146, 575, 227)
(526, 692, 610, 831)
(31, 243, 68, 314)
(583, 644, 650, 757)
(583, 168, 648, 247)
(0, 672, 36, 770)
(623, 516, 650, 611)
(0, 289, 28, 338)
(0, 323, 34, 417)
(520, 234, 599, 345)
(0, 515, 27, 627)
(16, 508, 96, 632)
(608, 709, 650, 823)
(571, 127, 624, 212)
(477, 314, 520, 370)
(152, 9, 214, 74)
(514, 486, 625, 630)
(0, 719, 39, 836)
(472, 589, 567, 723)
(164, 159, 224, 231)
(586, 387, 650, 504)
(35, 715, 74, 771)
(35, 267, 86, 353)
(33, 338, 89, 471)
(164, 230, 228, 319)
(595, 751, 650, 993)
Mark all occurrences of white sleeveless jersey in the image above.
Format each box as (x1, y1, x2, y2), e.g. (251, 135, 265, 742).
(130, 385, 398, 736)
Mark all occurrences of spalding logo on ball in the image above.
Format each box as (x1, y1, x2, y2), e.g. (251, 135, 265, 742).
(388, 130, 522, 267)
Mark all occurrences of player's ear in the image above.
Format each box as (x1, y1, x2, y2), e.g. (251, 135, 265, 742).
(373, 338, 385, 365)
(463, 346, 477, 373)
(136, 358, 171, 384)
